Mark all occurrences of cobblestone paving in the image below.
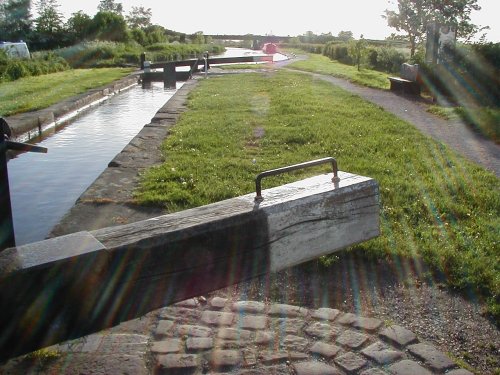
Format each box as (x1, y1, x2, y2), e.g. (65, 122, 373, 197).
(148, 298, 473, 375)
(2, 297, 473, 374)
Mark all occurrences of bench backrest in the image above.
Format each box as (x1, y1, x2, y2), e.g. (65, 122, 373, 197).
(400, 63, 419, 82)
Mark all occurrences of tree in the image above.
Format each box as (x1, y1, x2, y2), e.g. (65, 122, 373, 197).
(349, 34, 367, 71)
(337, 30, 354, 42)
(315, 32, 334, 44)
(384, 0, 487, 57)
(301, 30, 316, 43)
(190, 31, 205, 44)
(88, 11, 129, 42)
(66, 10, 92, 43)
(126, 6, 151, 29)
(0, 0, 32, 42)
(33, 0, 65, 49)
(130, 27, 146, 45)
(385, 33, 409, 41)
(97, 0, 123, 15)
(144, 24, 167, 44)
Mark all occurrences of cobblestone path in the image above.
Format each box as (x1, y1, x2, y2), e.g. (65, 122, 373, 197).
(1, 297, 473, 375)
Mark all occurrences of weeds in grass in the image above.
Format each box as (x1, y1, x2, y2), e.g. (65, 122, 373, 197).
(428, 105, 500, 143)
(24, 348, 60, 370)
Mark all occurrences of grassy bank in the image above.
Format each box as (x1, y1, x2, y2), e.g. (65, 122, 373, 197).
(135, 71, 499, 319)
(289, 52, 499, 144)
(0, 68, 134, 116)
(286, 52, 391, 90)
(428, 105, 500, 144)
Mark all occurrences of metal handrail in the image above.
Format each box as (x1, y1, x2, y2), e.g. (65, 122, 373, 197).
(255, 157, 340, 201)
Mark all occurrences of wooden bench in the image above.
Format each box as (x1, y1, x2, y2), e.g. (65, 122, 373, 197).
(388, 63, 421, 95)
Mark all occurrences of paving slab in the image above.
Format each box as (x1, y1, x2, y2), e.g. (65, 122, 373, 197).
(361, 341, 403, 365)
(337, 330, 370, 350)
(232, 301, 266, 314)
(335, 351, 368, 373)
(389, 359, 433, 375)
(408, 343, 456, 372)
(310, 341, 341, 359)
(312, 307, 341, 321)
(293, 361, 342, 375)
(379, 325, 418, 348)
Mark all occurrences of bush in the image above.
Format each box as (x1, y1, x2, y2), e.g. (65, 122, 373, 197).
(50, 40, 225, 68)
(367, 48, 378, 67)
(143, 43, 225, 62)
(374, 47, 407, 73)
(5, 61, 29, 80)
(52, 41, 137, 68)
(323, 42, 353, 65)
(0, 52, 70, 82)
(280, 43, 324, 55)
(324, 42, 407, 74)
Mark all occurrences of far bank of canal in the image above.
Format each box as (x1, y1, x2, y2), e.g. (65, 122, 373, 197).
(8, 81, 182, 245)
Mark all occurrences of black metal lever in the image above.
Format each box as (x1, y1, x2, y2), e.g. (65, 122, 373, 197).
(1, 118, 47, 251)
(4, 140, 47, 154)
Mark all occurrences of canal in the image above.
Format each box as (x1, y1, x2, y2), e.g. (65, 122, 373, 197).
(7, 48, 288, 246)
(8, 82, 181, 245)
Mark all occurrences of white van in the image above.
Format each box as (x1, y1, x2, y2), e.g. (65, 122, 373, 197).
(0, 42, 30, 59)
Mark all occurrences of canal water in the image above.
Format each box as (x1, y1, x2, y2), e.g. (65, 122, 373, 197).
(214, 47, 289, 62)
(8, 82, 181, 245)
(8, 48, 289, 246)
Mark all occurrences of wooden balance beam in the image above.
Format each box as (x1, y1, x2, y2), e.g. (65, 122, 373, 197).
(0, 159, 379, 361)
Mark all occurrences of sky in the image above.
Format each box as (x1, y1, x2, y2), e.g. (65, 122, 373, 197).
(55, 0, 500, 42)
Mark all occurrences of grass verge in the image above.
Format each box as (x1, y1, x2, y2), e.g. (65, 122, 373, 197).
(135, 70, 499, 320)
(428, 105, 500, 144)
(286, 52, 391, 90)
(456, 106, 500, 144)
(0, 68, 134, 116)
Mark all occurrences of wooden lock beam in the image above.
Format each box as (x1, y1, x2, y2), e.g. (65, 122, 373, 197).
(0, 170, 379, 361)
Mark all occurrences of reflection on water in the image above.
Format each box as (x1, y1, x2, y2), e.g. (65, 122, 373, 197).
(8, 82, 181, 245)
(215, 47, 289, 62)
